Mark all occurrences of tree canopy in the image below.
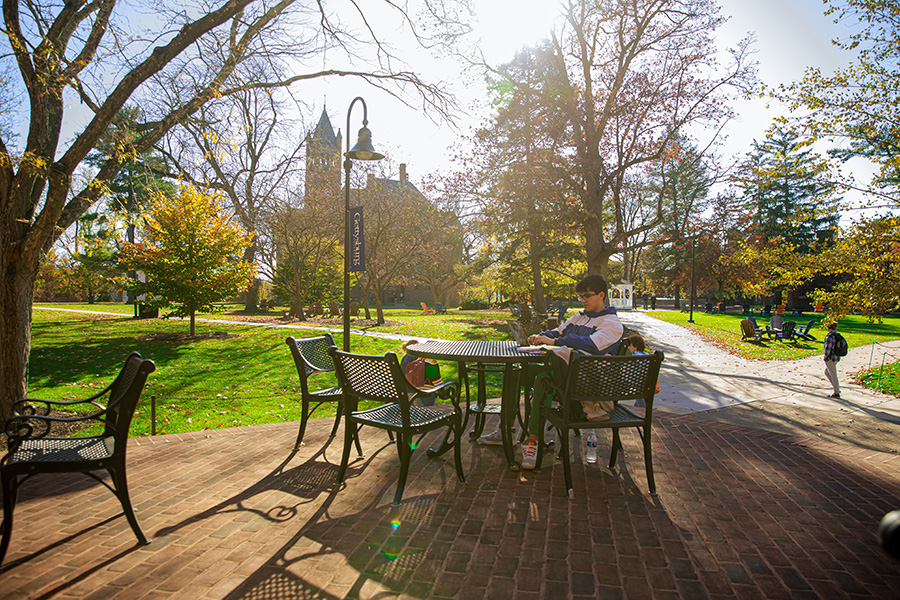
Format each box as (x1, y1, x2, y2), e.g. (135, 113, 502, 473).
(120, 185, 256, 336)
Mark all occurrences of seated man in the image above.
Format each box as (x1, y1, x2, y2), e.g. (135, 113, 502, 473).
(478, 275, 624, 470)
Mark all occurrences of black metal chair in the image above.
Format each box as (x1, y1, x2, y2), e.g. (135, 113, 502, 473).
(328, 348, 466, 506)
(537, 351, 664, 499)
(285, 335, 357, 453)
(0, 352, 156, 570)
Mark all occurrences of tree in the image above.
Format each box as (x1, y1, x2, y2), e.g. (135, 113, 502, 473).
(411, 205, 467, 306)
(0, 0, 461, 422)
(641, 136, 713, 306)
(64, 211, 125, 303)
(352, 163, 440, 324)
(735, 127, 840, 247)
(437, 44, 581, 311)
(545, 0, 755, 277)
(160, 86, 304, 312)
(261, 201, 342, 319)
(120, 186, 256, 336)
(814, 216, 900, 319)
(778, 0, 900, 204)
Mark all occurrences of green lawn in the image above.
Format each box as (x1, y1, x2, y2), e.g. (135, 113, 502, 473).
(649, 310, 900, 360)
(25, 304, 900, 439)
(29, 304, 515, 437)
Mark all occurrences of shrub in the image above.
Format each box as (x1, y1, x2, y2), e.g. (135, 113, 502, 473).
(460, 297, 490, 310)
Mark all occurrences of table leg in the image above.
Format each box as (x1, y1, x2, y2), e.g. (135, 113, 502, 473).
(500, 363, 522, 469)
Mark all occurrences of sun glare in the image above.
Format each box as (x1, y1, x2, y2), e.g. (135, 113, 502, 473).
(474, 0, 563, 62)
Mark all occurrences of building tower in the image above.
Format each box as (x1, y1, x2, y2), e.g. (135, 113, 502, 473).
(304, 108, 342, 212)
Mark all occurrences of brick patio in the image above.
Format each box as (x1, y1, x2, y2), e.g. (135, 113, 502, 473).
(1, 414, 899, 599)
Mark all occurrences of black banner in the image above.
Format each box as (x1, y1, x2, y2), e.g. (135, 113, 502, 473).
(349, 207, 365, 272)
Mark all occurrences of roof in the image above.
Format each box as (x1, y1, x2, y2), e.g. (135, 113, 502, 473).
(311, 108, 339, 148)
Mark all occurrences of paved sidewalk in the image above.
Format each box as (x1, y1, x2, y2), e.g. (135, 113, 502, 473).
(2, 415, 899, 599)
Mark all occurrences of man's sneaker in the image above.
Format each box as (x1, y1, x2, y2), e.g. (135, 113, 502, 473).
(521, 439, 539, 470)
(477, 428, 504, 445)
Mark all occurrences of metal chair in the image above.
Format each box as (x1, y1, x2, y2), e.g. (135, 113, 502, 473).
(1, 352, 156, 570)
(537, 351, 664, 499)
(328, 348, 465, 506)
(285, 334, 358, 453)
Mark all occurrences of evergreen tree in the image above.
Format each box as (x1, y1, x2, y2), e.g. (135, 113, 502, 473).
(736, 128, 840, 247)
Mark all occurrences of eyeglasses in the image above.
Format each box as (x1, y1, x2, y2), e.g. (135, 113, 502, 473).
(578, 292, 597, 300)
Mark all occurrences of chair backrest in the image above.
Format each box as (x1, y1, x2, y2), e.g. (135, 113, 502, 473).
(329, 301, 341, 315)
(770, 314, 784, 330)
(802, 320, 816, 334)
(286, 334, 337, 395)
(740, 319, 755, 337)
(783, 321, 796, 336)
(519, 304, 532, 322)
(561, 352, 664, 420)
(327, 349, 413, 423)
(103, 352, 157, 443)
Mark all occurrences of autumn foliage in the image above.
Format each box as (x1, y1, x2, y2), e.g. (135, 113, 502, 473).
(120, 186, 256, 335)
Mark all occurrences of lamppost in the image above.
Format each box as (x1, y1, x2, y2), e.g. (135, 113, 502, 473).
(343, 97, 384, 351)
(687, 234, 696, 324)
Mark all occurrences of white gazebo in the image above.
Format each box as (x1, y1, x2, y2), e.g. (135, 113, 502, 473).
(608, 282, 634, 310)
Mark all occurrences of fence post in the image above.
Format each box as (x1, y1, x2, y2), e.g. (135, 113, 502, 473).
(151, 395, 156, 436)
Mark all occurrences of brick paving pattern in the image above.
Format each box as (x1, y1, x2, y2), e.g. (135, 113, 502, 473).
(1, 414, 899, 599)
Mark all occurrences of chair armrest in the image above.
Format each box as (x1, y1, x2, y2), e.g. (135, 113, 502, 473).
(13, 396, 106, 416)
(4, 410, 107, 449)
(411, 380, 460, 407)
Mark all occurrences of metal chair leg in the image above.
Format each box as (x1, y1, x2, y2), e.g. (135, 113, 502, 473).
(0, 472, 18, 570)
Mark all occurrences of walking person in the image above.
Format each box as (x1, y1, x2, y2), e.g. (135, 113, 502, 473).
(824, 322, 842, 399)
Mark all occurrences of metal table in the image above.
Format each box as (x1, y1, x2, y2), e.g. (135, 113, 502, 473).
(406, 340, 547, 469)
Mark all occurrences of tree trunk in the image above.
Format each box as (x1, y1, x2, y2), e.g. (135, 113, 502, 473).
(242, 242, 259, 312)
(373, 281, 385, 325)
(244, 278, 260, 313)
(190, 311, 196, 337)
(528, 230, 546, 315)
(0, 252, 39, 424)
(583, 218, 612, 278)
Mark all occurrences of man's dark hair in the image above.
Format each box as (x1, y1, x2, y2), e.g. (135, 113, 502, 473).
(576, 274, 609, 297)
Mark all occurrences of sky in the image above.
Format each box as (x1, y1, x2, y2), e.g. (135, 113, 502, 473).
(314, 0, 861, 192)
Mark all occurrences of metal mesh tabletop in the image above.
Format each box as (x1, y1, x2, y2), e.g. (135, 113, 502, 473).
(406, 340, 544, 363)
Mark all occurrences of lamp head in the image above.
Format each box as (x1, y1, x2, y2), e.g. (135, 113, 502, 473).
(345, 126, 384, 161)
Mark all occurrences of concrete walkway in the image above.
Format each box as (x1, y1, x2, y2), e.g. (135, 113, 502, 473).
(619, 311, 900, 419)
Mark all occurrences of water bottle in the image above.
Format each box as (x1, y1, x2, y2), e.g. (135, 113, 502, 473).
(586, 431, 598, 464)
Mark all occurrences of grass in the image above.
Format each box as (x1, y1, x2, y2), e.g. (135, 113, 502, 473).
(25, 303, 900, 439)
(29, 304, 517, 438)
(649, 310, 900, 361)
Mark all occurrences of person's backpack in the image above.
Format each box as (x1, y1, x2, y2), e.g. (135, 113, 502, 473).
(833, 332, 849, 357)
(404, 358, 427, 388)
